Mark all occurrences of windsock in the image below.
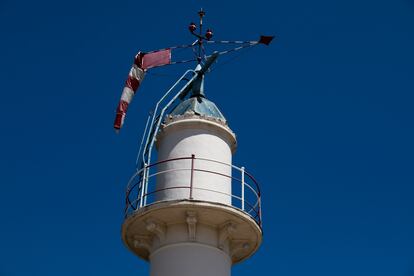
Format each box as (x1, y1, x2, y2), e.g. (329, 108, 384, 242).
(114, 49, 171, 131)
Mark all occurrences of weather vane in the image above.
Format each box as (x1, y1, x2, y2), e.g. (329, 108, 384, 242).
(188, 8, 213, 63)
(114, 9, 274, 131)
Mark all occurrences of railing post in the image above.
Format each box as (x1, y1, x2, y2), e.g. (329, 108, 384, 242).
(139, 164, 147, 208)
(190, 154, 195, 200)
(144, 164, 149, 206)
(125, 189, 129, 215)
(241, 166, 245, 211)
(258, 197, 262, 227)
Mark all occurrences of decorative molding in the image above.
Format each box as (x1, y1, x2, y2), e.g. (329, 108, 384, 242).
(132, 235, 152, 251)
(165, 113, 229, 128)
(218, 221, 236, 249)
(186, 211, 198, 241)
(230, 239, 251, 258)
(145, 219, 166, 242)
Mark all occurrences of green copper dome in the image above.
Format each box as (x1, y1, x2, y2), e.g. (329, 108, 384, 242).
(169, 96, 226, 121)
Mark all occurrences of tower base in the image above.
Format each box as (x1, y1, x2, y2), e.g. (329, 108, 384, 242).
(122, 200, 262, 271)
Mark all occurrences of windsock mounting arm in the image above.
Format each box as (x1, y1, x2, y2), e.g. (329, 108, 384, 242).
(179, 52, 219, 99)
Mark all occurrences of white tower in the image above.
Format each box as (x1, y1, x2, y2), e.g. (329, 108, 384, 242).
(122, 71, 263, 276)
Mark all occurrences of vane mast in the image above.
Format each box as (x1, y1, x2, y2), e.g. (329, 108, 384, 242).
(189, 8, 214, 64)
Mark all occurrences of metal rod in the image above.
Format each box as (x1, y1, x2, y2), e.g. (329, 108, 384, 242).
(198, 8, 205, 63)
(135, 114, 151, 167)
(241, 166, 245, 211)
(139, 165, 147, 208)
(143, 163, 149, 206)
(190, 154, 195, 199)
(258, 197, 262, 227)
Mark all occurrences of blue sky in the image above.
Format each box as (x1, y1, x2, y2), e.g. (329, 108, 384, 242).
(1, 0, 414, 275)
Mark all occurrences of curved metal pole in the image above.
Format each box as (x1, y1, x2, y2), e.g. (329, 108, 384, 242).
(135, 114, 151, 167)
(141, 69, 195, 166)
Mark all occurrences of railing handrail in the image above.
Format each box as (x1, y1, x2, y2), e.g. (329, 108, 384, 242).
(127, 156, 261, 194)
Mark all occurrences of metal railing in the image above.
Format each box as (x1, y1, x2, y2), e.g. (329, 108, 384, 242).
(124, 155, 262, 228)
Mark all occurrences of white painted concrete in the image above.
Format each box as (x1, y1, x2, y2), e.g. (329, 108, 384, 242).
(155, 118, 237, 205)
(150, 243, 231, 276)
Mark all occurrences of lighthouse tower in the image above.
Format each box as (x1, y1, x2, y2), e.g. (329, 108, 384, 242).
(117, 10, 270, 276)
(121, 73, 263, 276)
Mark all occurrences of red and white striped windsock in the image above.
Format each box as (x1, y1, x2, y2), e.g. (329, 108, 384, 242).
(114, 52, 146, 131)
(114, 49, 171, 131)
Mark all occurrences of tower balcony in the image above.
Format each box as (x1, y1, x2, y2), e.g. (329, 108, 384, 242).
(124, 155, 262, 229)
